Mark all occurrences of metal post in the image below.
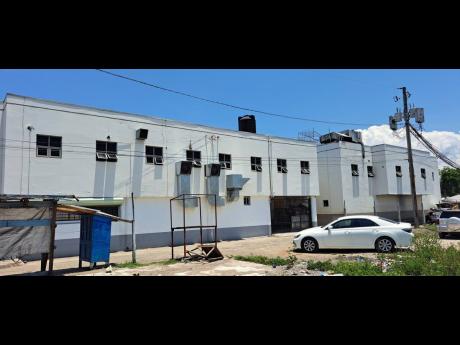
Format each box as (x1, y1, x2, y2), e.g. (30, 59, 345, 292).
(373, 199, 376, 216)
(170, 199, 174, 260)
(343, 200, 347, 216)
(199, 196, 203, 246)
(421, 199, 425, 225)
(397, 198, 401, 223)
(131, 192, 136, 263)
(48, 200, 57, 275)
(214, 194, 217, 247)
(401, 87, 419, 227)
(183, 195, 186, 258)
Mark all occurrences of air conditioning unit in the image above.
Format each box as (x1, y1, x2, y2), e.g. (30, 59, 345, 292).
(301, 168, 310, 175)
(176, 161, 193, 175)
(136, 128, 148, 140)
(154, 156, 164, 165)
(281, 167, 288, 173)
(205, 163, 221, 177)
(255, 165, 262, 172)
(192, 160, 202, 168)
(226, 174, 250, 202)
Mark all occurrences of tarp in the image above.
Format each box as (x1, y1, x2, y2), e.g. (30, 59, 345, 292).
(0, 203, 52, 259)
(445, 195, 460, 203)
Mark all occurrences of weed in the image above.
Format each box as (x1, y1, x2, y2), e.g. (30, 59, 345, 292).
(233, 255, 297, 267)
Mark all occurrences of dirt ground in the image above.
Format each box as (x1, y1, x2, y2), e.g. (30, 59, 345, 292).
(1, 230, 459, 276)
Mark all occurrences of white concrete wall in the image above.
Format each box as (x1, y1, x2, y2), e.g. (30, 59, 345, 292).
(316, 141, 374, 215)
(1, 94, 320, 246)
(316, 142, 344, 214)
(269, 139, 319, 197)
(371, 144, 438, 196)
(317, 141, 441, 219)
(54, 195, 272, 242)
(1, 94, 319, 200)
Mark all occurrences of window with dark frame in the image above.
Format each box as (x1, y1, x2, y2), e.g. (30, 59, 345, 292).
(300, 161, 310, 174)
(219, 153, 232, 170)
(323, 200, 329, 207)
(146, 146, 164, 165)
(432, 172, 435, 181)
(96, 141, 118, 162)
(251, 156, 262, 172)
(351, 164, 359, 176)
(367, 166, 374, 177)
(396, 165, 402, 177)
(36, 134, 62, 158)
(244, 196, 251, 205)
(186, 150, 202, 167)
(421, 168, 426, 179)
(277, 159, 288, 173)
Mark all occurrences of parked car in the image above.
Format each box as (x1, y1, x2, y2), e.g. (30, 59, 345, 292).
(293, 215, 414, 253)
(437, 210, 460, 238)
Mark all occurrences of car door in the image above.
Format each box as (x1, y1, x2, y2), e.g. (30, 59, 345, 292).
(323, 219, 354, 248)
(347, 218, 380, 248)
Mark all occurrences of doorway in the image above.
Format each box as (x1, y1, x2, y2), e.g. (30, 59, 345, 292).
(270, 196, 312, 233)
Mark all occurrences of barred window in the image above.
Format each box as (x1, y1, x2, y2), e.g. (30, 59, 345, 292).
(277, 159, 288, 173)
(146, 146, 163, 165)
(219, 153, 232, 170)
(96, 141, 118, 162)
(251, 157, 262, 172)
(36, 135, 62, 158)
(300, 161, 310, 174)
(351, 164, 359, 176)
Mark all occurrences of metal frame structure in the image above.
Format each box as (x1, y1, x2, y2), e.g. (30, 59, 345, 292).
(169, 194, 221, 260)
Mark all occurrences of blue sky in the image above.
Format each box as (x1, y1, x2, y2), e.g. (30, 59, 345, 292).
(1, 69, 459, 137)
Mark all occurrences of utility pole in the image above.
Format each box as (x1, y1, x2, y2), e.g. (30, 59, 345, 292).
(400, 87, 419, 227)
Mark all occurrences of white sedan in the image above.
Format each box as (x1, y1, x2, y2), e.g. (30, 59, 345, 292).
(293, 215, 414, 253)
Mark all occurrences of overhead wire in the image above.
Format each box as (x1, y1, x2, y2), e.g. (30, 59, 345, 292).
(95, 69, 379, 127)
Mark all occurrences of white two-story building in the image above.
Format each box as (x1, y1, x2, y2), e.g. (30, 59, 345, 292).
(316, 130, 441, 225)
(0, 94, 320, 257)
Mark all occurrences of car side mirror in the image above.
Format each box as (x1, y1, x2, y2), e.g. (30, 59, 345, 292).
(326, 226, 332, 230)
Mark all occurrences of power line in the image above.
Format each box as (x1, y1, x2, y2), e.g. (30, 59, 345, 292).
(95, 69, 379, 127)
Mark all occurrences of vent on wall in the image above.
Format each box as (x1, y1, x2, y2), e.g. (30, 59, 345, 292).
(136, 128, 148, 140)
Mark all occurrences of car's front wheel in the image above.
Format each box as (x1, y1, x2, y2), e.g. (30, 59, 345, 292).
(375, 237, 395, 253)
(301, 237, 318, 253)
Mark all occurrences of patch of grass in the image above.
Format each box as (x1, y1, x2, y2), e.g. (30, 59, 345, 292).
(233, 255, 297, 267)
(114, 261, 147, 269)
(155, 259, 181, 265)
(422, 224, 438, 232)
(114, 258, 180, 269)
(306, 260, 384, 276)
(388, 232, 460, 276)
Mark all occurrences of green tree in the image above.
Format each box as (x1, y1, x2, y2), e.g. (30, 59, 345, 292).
(440, 167, 460, 197)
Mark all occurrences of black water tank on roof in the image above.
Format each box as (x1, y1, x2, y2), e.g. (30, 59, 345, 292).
(238, 115, 256, 133)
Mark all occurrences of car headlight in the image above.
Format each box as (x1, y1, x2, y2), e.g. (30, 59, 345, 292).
(294, 233, 301, 239)
(401, 228, 412, 233)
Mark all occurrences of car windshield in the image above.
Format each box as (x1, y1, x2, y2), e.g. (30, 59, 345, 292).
(440, 211, 460, 218)
(377, 217, 399, 224)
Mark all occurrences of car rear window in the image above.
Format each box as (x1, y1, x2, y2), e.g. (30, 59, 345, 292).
(378, 217, 398, 224)
(440, 211, 460, 218)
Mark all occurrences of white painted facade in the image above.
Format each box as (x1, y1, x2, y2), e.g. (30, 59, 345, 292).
(316, 140, 441, 224)
(0, 94, 320, 256)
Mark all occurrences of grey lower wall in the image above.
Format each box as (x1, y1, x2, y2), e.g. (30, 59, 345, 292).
(45, 224, 271, 259)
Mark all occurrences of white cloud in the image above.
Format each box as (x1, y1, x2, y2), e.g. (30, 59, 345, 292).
(356, 125, 460, 167)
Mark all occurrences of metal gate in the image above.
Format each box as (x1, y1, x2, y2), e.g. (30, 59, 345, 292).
(270, 196, 312, 233)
